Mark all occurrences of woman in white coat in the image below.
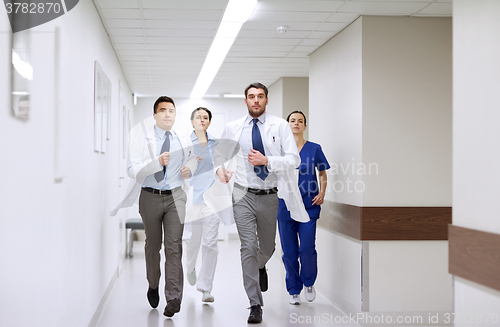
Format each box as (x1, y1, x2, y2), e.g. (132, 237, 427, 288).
(183, 107, 222, 303)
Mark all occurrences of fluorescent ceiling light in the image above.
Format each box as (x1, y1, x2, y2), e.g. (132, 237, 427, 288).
(190, 0, 258, 99)
(12, 50, 33, 81)
(223, 94, 245, 98)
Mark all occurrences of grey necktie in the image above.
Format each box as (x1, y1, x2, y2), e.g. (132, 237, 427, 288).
(154, 131, 170, 182)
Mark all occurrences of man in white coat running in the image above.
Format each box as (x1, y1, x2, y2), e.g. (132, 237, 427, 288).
(214, 82, 308, 324)
(111, 96, 197, 318)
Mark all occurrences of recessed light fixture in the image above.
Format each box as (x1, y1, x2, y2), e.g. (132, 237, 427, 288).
(190, 0, 258, 99)
(277, 25, 288, 34)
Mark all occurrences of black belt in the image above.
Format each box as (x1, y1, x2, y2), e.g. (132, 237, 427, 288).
(142, 187, 180, 195)
(234, 183, 278, 195)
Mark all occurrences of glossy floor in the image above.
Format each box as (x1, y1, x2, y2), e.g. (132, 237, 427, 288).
(95, 239, 360, 327)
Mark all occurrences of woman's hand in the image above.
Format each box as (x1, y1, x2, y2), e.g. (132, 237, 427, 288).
(216, 167, 233, 184)
(312, 191, 325, 205)
(180, 166, 191, 179)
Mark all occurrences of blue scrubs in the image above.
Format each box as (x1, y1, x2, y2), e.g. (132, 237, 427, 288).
(277, 141, 330, 295)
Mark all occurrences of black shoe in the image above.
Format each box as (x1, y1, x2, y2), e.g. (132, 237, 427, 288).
(259, 267, 268, 292)
(147, 287, 159, 308)
(247, 305, 262, 324)
(163, 298, 181, 317)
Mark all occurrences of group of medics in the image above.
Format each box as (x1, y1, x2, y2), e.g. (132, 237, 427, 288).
(111, 82, 330, 324)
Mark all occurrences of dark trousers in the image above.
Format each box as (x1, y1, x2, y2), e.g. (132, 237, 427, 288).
(139, 188, 186, 302)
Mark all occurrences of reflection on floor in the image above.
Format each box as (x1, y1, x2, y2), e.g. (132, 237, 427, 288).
(96, 238, 360, 327)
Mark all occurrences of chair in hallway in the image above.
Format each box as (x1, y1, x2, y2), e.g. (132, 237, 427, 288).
(125, 218, 144, 257)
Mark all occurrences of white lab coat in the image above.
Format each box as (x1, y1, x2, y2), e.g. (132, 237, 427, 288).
(109, 118, 197, 216)
(214, 114, 309, 223)
(184, 134, 235, 226)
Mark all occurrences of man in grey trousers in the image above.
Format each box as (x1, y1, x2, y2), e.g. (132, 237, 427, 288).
(127, 96, 197, 317)
(215, 83, 309, 324)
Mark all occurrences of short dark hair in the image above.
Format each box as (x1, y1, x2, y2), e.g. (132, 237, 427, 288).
(244, 82, 268, 98)
(286, 111, 307, 126)
(190, 107, 212, 121)
(153, 96, 175, 113)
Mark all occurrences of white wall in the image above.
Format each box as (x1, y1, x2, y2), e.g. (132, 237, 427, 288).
(369, 241, 452, 312)
(361, 16, 453, 314)
(316, 229, 363, 314)
(362, 16, 452, 207)
(267, 79, 284, 117)
(310, 17, 363, 207)
(309, 18, 364, 313)
(270, 77, 309, 138)
(453, 0, 500, 324)
(309, 16, 453, 316)
(283, 77, 309, 122)
(0, 1, 134, 326)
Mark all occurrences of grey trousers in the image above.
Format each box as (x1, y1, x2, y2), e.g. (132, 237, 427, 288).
(139, 188, 186, 302)
(232, 186, 279, 307)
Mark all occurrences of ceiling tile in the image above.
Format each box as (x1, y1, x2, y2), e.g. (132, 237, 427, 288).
(243, 21, 322, 31)
(96, 0, 139, 9)
(114, 44, 148, 51)
(109, 28, 144, 36)
(146, 44, 208, 51)
(143, 21, 218, 30)
(112, 36, 145, 44)
(338, 2, 429, 15)
(300, 38, 331, 46)
(146, 37, 212, 45)
(145, 28, 215, 38)
(325, 13, 360, 23)
(96, 0, 453, 98)
(250, 11, 332, 22)
(227, 52, 290, 58)
(308, 30, 338, 39)
(231, 45, 295, 52)
(119, 50, 148, 56)
(416, 3, 452, 15)
(255, 0, 344, 12)
(234, 38, 303, 46)
(316, 22, 348, 31)
(140, 0, 227, 10)
(142, 10, 222, 21)
(100, 8, 141, 19)
(291, 45, 318, 52)
(105, 19, 143, 28)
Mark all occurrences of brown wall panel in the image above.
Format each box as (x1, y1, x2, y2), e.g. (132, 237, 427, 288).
(318, 201, 361, 239)
(319, 201, 451, 241)
(449, 225, 500, 292)
(362, 207, 452, 240)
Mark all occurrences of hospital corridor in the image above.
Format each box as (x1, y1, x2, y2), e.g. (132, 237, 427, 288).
(1, 0, 500, 327)
(95, 237, 360, 327)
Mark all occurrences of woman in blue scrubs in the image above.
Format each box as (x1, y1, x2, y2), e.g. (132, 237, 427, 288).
(278, 111, 330, 305)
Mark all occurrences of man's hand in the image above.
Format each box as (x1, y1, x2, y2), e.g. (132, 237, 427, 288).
(216, 167, 233, 184)
(248, 149, 268, 166)
(159, 152, 171, 166)
(180, 166, 191, 179)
